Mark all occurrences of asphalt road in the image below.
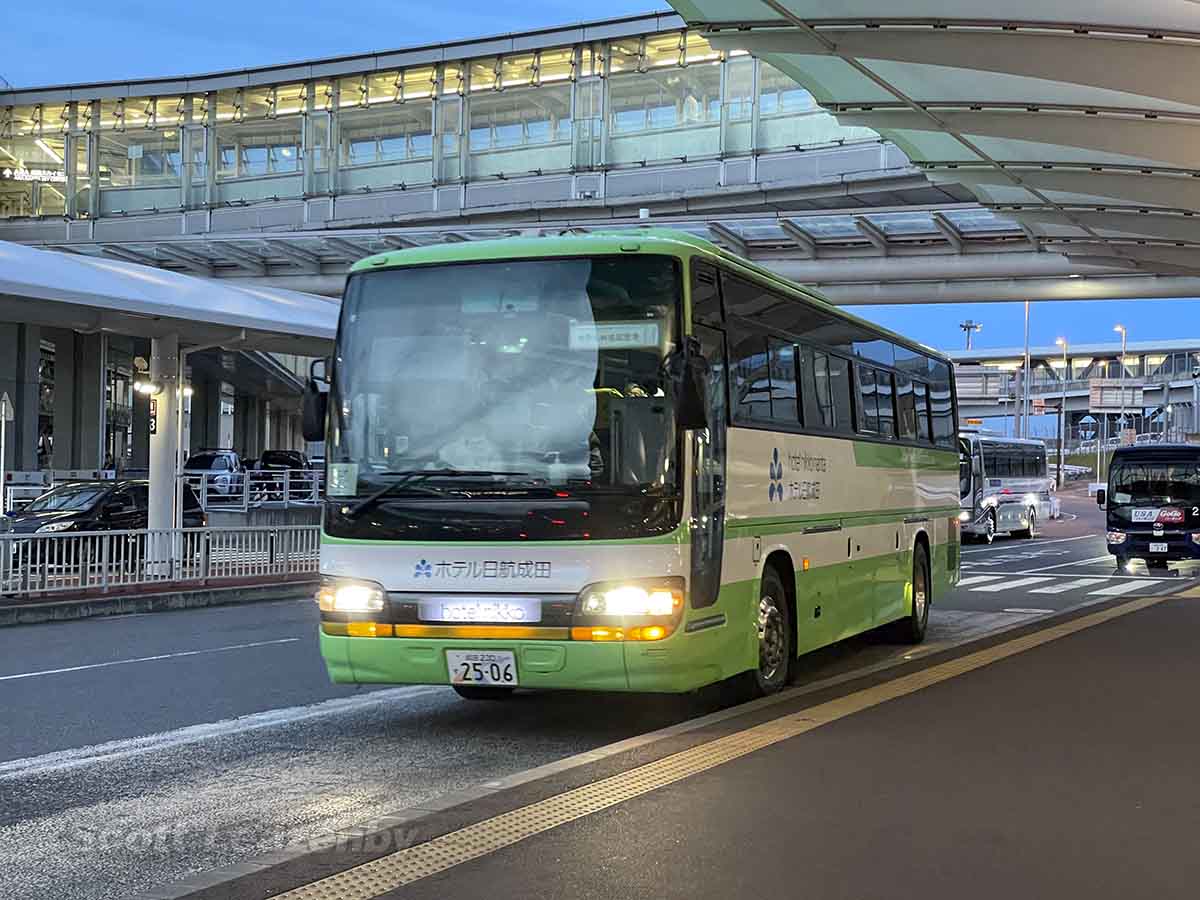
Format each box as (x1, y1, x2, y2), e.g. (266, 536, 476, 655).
(1, 486, 1179, 900)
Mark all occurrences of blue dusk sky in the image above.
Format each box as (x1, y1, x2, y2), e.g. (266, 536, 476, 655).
(6, 3, 1199, 352)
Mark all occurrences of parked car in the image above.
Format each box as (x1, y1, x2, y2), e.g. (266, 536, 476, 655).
(183, 449, 244, 495)
(254, 449, 312, 501)
(256, 449, 309, 471)
(3, 480, 206, 534)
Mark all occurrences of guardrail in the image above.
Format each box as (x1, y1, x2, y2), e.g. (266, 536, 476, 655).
(183, 469, 325, 512)
(0, 525, 320, 599)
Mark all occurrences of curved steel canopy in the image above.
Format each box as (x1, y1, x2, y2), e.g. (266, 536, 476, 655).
(669, 0, 1200, 284)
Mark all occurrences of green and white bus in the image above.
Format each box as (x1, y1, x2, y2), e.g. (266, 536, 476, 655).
(304, 230, 961, 699)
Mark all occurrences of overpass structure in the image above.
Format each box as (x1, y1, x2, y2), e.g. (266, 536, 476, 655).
(667, 1, 1200, 299)
(7, 11, 1200, 305)
(950, 339, 1200, 441)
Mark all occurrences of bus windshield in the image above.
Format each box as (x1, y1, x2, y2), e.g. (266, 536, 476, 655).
(325, 255, 683, 540)
(1109, 459, 1200, 507)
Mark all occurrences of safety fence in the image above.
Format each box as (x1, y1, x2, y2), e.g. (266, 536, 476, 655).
(0, 525, 320, 599)
(182, 469, 325, 512)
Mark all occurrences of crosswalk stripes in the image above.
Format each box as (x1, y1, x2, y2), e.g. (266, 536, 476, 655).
(1086, 579, 1161, 597)
(1029, 578, 1106, 594)
(969, 577, 1054, 593)
(957, 575, 1005, 587)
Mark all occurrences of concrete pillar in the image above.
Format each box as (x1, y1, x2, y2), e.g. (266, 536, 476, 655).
(147, 334, 180, 532)
(234, 394, 264, 459)
(44, 329, 76, 470)
(188, 377, 210, 453)
(73, 332, 105, 470)
(0, 323, 42, 472)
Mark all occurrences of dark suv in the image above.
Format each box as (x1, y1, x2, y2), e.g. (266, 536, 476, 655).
(4, 480, 206, 534)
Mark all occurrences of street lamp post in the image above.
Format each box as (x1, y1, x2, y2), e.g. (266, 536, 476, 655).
(959, 320, 983, 351)
(1114, 324, 1128, 446)
(1056, 337, 1068, 489)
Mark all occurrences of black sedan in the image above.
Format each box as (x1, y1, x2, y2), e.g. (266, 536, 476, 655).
(4, 480, 206, 534)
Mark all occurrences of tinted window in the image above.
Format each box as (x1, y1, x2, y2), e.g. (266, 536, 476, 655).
(131, 485, 149, 510)
(692, 261, 722, 328)
(857, 365, 881, 434)
(800, 347, 832, 430)
(895, 373, 918, 441)
(913, 380, 932, 443)
(768, 339, 798, 425)
(929, 360, 955, 448)
(876, 369, 896, 439)
(827, 354, 854, 434)
(729, 326, 773, 424)
(855, 339, 895, 368)
(723, 274, 782, 322)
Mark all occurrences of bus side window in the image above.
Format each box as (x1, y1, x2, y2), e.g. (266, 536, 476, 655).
(692, 261, 723, 328)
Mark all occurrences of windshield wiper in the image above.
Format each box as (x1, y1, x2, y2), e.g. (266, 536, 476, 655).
(342, 469, 530, 517)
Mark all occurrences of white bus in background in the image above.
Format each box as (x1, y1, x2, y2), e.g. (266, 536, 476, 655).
(958, 432, 1053, 544)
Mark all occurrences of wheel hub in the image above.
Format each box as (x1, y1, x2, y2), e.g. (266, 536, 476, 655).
(758, 596, 785, 680)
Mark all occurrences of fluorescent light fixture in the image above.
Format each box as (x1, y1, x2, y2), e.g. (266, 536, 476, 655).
(34, 138, 63, 165)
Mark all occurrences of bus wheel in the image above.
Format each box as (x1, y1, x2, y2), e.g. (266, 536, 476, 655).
(753, 567, 793, 695)
(983, 510, 997, 544)
(1015, 508, 1037, 539)
(452, 685, 515, 701)
(891, 545, 931, 644)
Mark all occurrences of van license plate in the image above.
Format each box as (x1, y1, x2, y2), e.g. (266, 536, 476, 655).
(446, 650, 518, 686)
(1149, 542, 1169, 554)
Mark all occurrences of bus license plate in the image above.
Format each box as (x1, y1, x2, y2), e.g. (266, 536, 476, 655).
(1150, 542, 1169, 554)
(446, 650, 518, 687)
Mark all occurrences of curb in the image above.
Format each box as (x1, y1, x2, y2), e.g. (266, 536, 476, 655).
(0, 580, 318, 626)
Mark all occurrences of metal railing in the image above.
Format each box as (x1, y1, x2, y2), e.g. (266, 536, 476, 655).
(182, 469, 325, 512)
(0, 525, 320, 598)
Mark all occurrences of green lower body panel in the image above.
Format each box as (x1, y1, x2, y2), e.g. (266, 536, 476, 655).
(319, 627, 737, 694)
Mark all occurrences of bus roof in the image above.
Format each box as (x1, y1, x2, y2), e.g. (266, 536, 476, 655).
(347, 229, 953, 365)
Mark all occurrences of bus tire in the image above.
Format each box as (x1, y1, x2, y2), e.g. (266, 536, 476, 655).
(1014, 507, 1037, 539)
(753, 566, 793, 696)
(452, 685, 515, 701)
(891, 544, 931, 644)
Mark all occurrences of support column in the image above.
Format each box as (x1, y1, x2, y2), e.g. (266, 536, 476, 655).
(46, 329, 76, 470)
(130, 337, 151, 472)
(73, 333, 105, 470)
(0, 324, 41, 472)
(147, 334, 179, 533)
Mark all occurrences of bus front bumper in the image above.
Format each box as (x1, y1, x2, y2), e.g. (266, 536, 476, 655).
(318, 628, 726, 694)
(1110, 533, 1200, 563)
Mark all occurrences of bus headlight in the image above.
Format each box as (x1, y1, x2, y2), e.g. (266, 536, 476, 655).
(1106, 531, 1127, 545)
(317, 578, 386, 613)
(572, 577, 685, 641)
(958, 510, 971, 522)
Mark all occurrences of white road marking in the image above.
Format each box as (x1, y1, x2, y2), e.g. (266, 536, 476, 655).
(970, 577, 1055, 593)
(1029, 578, 1107, 594)
(1002, 607, 1054, 614)
(961, 535, 1096, 554)
(957, 575, 1006, 586)
(1087, 579, 1161, 597)
(1022, 555, 1116, 573)
(0, 684, 444, 781)
(0, 637, 302, 682)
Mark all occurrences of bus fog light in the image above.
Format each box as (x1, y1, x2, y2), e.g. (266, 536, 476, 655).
(1106, 531, 1127, 545)
(317, 578, 386, 613)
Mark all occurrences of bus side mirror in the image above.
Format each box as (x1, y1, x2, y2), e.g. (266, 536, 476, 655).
(302, 379, 327, 443)
(664, 337, 709, 431)
(1095, 488, 1106, 508)
(310, 357, 331, 384)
